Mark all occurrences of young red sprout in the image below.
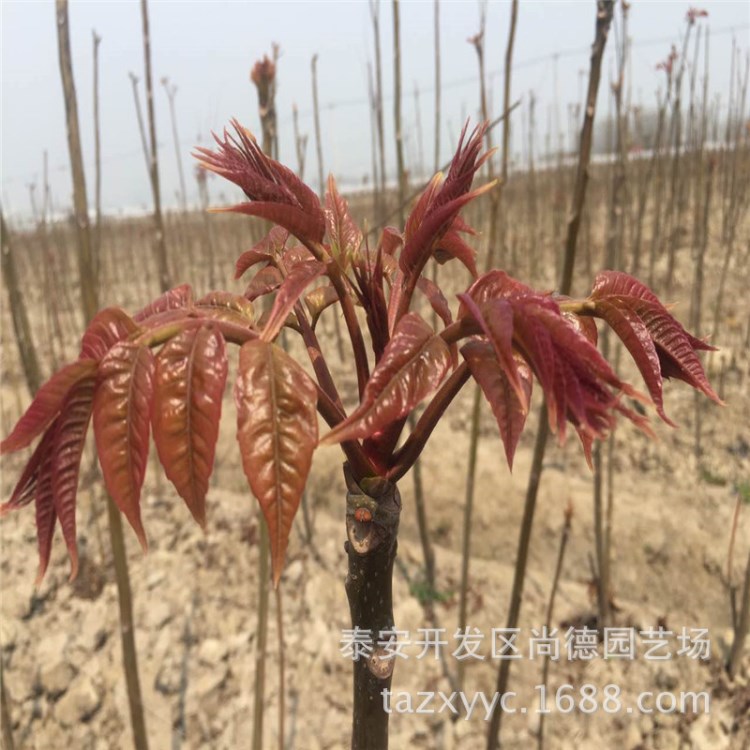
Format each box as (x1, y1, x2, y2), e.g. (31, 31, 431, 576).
(1, 120, 721, 589)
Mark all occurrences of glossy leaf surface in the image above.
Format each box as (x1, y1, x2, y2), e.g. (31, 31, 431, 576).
(591, 271, 721, 423)
(195, 291, 255, 326)
(152, 327, 228, 527)
(261, 260, 326, 342)
(51, 378, 95, 579)
(93, 343, 155, 549)
(325, 175, 362, 262)
(458, 293, 527, 410)
(305, 284, 339, 327)
(134, 284, 194, 323)
(245, 265, 283, 301)
(196, 121, 325, 243)
(34, 442, 56, 585)
(80, 307, 140, 359)
(234, 226, 290, 278)
(462, 340, 532, 469)
(1, 425, 58, 516)
(235, 340, 318, 585)
(1, 359, 97, 454)
(433, 229, 478, 277)
(399, 124, 491, 276)
(322, 313, 451, 445)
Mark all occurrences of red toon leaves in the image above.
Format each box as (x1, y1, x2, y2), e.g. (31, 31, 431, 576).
(1, 119, 722, 590)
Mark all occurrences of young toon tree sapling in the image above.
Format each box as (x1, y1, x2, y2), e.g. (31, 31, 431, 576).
(1, 120, 721, 750)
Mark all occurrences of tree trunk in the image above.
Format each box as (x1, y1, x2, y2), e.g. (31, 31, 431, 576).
(56, 0, 98, 320)
(343, 465, 401, 750)
(1, 211, 42, 397)
(140, 0, 171, 293)
(57, 5, 149, 748)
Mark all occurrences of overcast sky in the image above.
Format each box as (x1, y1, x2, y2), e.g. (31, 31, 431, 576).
(2, 1, 748, 219)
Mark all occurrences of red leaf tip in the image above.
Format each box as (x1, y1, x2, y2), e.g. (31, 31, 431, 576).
(194, 120, 325, 243)
(590, 271, 722, 421)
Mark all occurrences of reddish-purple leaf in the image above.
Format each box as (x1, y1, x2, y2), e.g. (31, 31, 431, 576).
(217, 202, 325, 245)
(234, 226, 290, 278)
(462, 270, 649, 439)
(196, 121, 325, 242)
(387, 273, 406, 336)
(451, 214, 479, 236)
(51, 378, 95, 580)
(379, 226, 404, 256)
(632, 298, 719, 400)
(326, 175, 362, 261)
(591, 270, 664, 306)
(305, 284, 339, 327)
(1, 359, 97, 454)
(590, 271, 721, 421)
(264, 225, 292, 250)
(1, 425, 58, 516)
(416, 276, 453, 329)
(273, 160, 325, 223)
(80, 307, 140, 360)
(400, 189, 486, 276)
(462, 269, 538, 308)
(93, 343, 155, 549)
(399, 123, 493, 276)
(281, 244, 316, 268)
(403, 173, 442, 247)
(235, 340, 318, 585)
(245, 265, 284, 301)
(462, 340, 532, 469)
(194, 291, 255, 326)
(152, 327, 228, 528)
(322, 313, 451, 445)
(589, 298, 672, 424)
(592, 271, 715, 352)
(510, 296, 638, 437)
(457, 293, 528, 410)
(562, 311, 599, 347)
(433, 230, 478, 277)
(134, 284, 194, 323)
(261, 260, 326, 342)
(234, 248, 273, 279)
(34, 441, 57, 585)
(575, 427, 595, 470)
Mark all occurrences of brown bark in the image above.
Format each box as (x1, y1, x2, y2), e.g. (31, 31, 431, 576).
(487, 4, 615, 747)
(162, 78, 188, 212)
(369, 0, 387, 218)
(537, 504, 573, 749)
(128, 73, 151, 173)
(594, 0, 629, 634)
(252, 525, 270, 750)
(56, 0, 98, 318)
(292, 103, 308, 181)
(392, 0, 406, 221)
(311, 55, 325, 199)
(460, 0, 518, 689)
(251, 47, 279, 161)
(728, 551, 750, 679)
(92, 30, 102, 292)
(344, 466, 401, 750)
(1, 211, 42, 397)
(140, 0, 170, 292)
(105, 498, 150, 750)
(57, 5, 149, 749)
